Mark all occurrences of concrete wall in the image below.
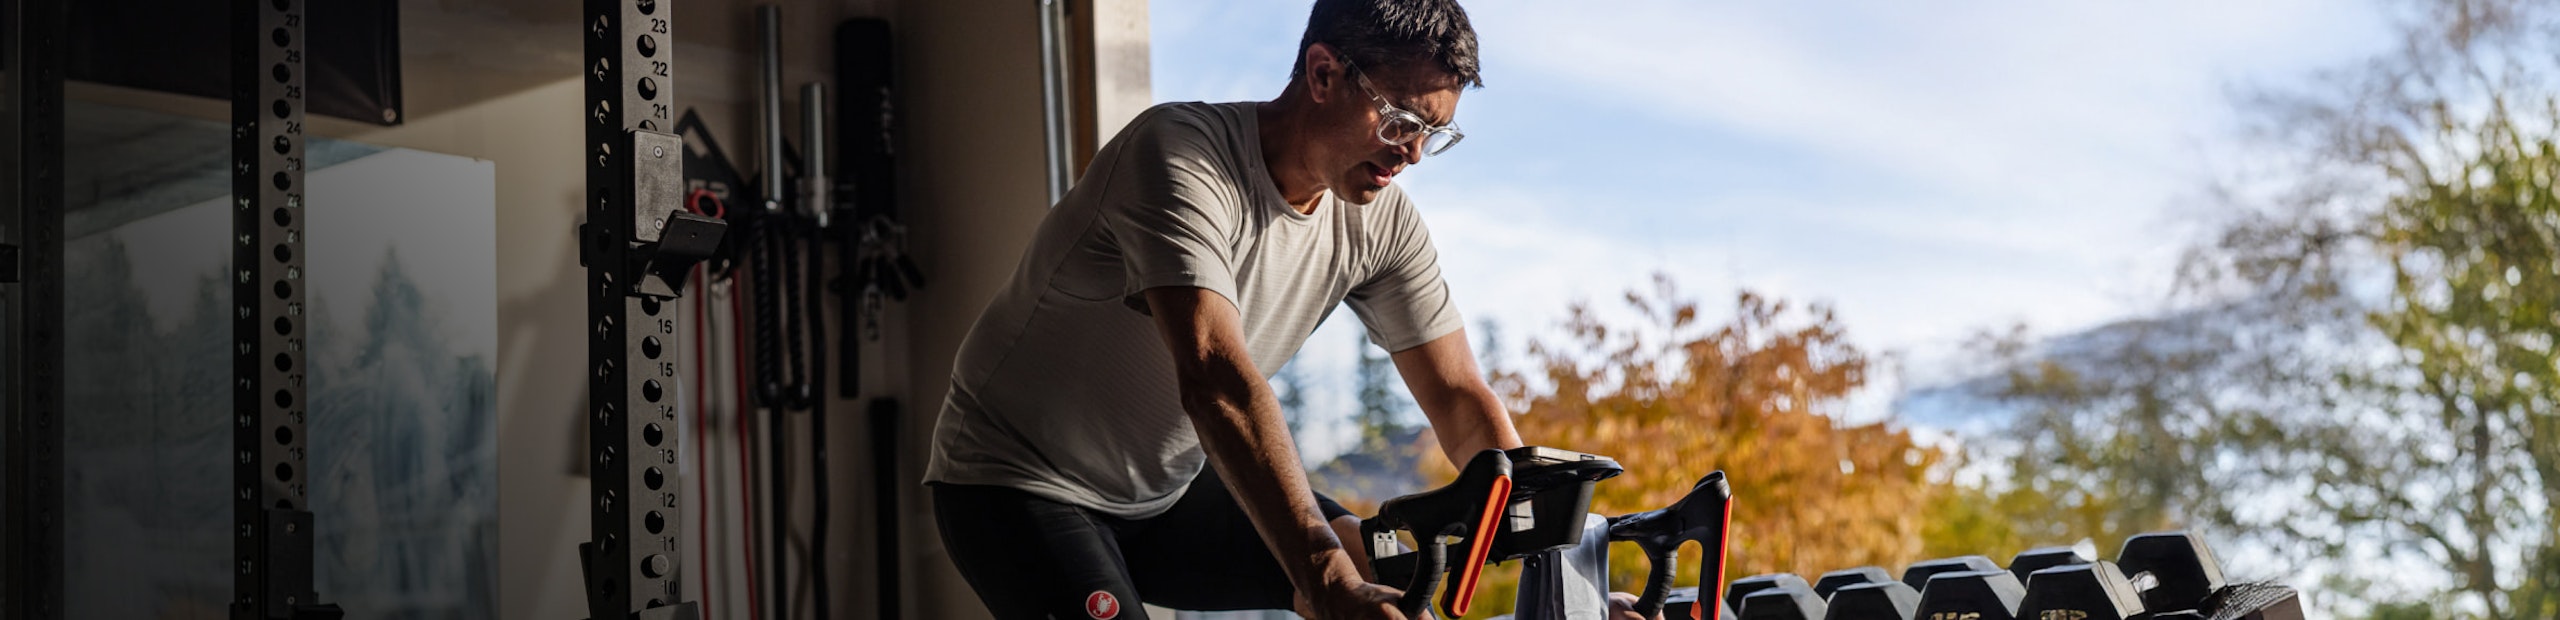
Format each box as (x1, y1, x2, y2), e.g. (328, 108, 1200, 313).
(68, 0, 1148, 617)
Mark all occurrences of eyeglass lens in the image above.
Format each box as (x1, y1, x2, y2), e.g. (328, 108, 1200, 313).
(1377, 115, 1458, 155)
(1419, 131, 1457, 155)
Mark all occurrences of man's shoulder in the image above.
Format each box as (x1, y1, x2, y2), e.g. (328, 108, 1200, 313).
(1123, 101, 1251, 148)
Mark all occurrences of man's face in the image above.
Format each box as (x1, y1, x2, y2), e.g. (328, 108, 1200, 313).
(1321, 60, 1462, 205)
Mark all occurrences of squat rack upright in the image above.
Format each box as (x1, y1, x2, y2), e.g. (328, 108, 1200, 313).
(229, 0, 343, 617)
(0, 0, 66, 615)
(576, 0, 721, 617)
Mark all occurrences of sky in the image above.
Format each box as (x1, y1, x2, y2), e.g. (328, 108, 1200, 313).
(1149, 0, 2400, 462)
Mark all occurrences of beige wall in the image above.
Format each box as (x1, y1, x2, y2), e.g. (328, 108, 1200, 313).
(69, 0, 1146, 617)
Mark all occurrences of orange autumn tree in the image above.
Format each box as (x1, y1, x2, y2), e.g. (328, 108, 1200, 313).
(1418, 275, 1950, 611)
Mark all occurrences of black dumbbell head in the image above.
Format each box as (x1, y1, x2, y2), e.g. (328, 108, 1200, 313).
(1663, 586, 1726, 620)
(1822, 580, 1919, 620)
(2202, 582, 2306, 620)
(2116, 531, 2228, 613)
(1913, 570, 2025, 620)
(2007, 545, 2095, 584)
(1738, 586, 1827, 620)
(2017, 561, 2146, 620)
(1726, 573, 1813, 609)
(1813, 566, 1894, 600)
(1899, 555, 2002, 590)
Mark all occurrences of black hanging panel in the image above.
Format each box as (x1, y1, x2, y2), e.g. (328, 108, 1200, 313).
(63, 0, 400, 125)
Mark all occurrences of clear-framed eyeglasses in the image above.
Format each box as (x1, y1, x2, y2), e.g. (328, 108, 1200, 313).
(1348, 63, 1464, 157)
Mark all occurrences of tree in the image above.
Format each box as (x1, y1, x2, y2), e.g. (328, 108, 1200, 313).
(1415, 275, 1952, 614)
(1274, 360, 1310, 439)
(1355, 330, 1417, 449)
(1951, 1, 2560, 616)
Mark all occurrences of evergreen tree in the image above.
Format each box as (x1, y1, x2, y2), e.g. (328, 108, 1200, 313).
(1272, 360, 1309, 448)
(1354, 331, 1413, 450)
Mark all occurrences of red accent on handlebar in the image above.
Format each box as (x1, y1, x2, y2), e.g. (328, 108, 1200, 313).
(1444, 474, 1512, 618)
(1707, 499, 1733, 619)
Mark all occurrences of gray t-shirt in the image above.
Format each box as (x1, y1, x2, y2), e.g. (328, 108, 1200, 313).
(923, 101, 1464, 518)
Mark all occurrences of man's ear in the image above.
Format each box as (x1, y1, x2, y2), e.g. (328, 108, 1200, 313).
(1302, 43, 1345, 105)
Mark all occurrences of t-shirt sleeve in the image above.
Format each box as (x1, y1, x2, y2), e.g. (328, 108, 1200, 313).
(1096, 108, 1243, 312)
(1346, 188, 1464, 352)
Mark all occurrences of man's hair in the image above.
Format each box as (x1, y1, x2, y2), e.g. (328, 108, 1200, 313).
(1291, 0, 1484, 89)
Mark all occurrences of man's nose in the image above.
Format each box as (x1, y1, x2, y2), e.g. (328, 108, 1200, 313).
(1395, 140, 1423, 165)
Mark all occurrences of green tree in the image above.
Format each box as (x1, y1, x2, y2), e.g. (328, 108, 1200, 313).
(1355, 331, 1416, 449)
(1274, 360, 1309, 439)
(1954, 1, 2560, 616)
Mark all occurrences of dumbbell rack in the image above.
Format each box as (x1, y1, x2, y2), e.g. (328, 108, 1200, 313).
(576, 0, 721, 617)
(229, 0, 343, 617)
(0, 0, 66, 617)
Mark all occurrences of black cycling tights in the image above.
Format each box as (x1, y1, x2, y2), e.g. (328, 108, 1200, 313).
(931, 470, 1356, 619)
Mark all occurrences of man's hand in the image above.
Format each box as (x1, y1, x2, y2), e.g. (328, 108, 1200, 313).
(1607, 591, 1661, 620)
(1292, 575, 1408, 620)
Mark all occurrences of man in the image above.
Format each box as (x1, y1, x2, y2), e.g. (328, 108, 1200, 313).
(926, 1, 1636, 618)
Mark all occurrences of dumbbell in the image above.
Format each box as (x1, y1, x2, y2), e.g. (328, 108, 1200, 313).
(1736, 584, 1826, 620)
(2016, 561, 2148, 620)
(1911, 569, 2026, 620)
(1813, 566, 1893, 600)
(1822, 580, 1920, 620)
(1725, 573, 1812, 607)
(2019, 532, 2305, 620)
(1898, 556, 2002, 591)
(2115, 531, 2225, 615)
(1661, 586, 1735, 620)
(2006, 544, 2095, 585)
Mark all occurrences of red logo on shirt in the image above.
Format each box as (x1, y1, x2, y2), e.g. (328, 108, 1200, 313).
(1086, 591, 1120, 619)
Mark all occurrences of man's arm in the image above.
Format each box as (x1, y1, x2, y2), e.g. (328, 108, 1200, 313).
(1143, 287, 1403, 619)
(1391, 330, 1664, 620)
(1389, 328, 1525, 465)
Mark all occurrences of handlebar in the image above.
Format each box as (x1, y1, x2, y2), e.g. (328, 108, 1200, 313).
(1365, 449, 1514, 619)
(1606, 471, 1733, 619)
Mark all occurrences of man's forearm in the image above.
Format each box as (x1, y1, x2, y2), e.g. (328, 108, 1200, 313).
(1181, 362, 1365, 597)
(1433, 389, 1524, 467)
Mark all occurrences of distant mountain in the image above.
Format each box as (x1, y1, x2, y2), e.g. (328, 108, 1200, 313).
(1309, 425, 1433, 509)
